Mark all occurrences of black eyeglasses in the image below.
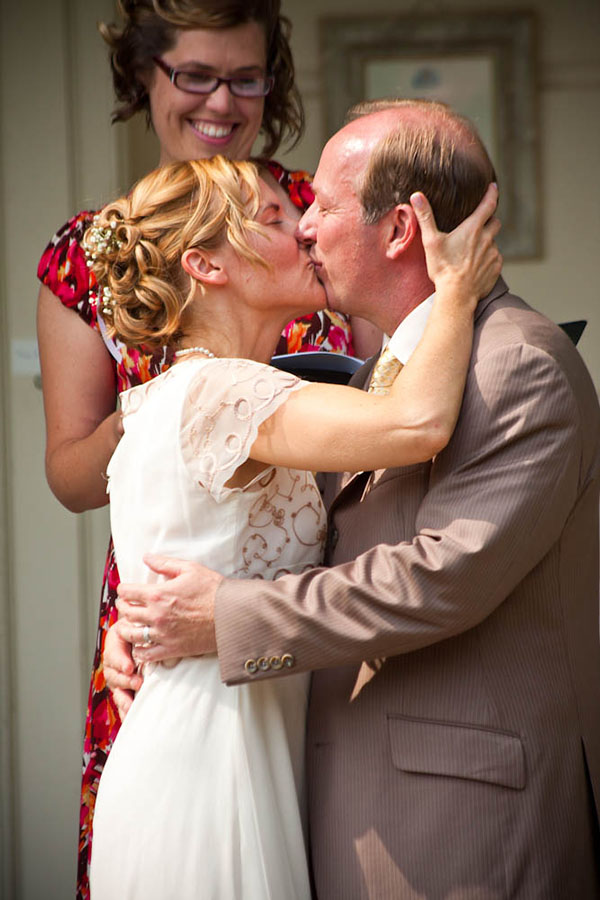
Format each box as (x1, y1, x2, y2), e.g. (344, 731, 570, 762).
(153, 57, 274, 98)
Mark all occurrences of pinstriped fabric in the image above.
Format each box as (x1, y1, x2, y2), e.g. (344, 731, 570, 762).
(215, 282, 600, 898)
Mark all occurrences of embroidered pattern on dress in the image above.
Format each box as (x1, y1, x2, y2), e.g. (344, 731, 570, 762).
(235, 468, 326, 578)
(180, 358, 326, 577)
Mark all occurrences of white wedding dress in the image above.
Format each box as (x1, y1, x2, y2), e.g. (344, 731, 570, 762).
(89, 357, 326, 900)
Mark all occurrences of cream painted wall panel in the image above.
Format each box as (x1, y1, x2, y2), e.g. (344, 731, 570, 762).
(502, 85, 600, 380)
(1, 0, 121, 897)
(10, 387, 82, 900)
(2, 2, 83, 895)
(0, 12, 16, 890)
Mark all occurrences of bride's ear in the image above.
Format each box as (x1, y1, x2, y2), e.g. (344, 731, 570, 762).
(181, 248, 229, 287)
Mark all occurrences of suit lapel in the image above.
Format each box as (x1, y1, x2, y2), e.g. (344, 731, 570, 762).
(331, 278, 509, 509)
(351, 354, 378, 391)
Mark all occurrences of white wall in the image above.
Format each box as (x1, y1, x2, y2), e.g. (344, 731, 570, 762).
(0, 2, 123, 897)
(0, 1, 598, 898)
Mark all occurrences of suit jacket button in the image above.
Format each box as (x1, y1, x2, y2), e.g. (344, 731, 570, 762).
(330, 527, 339, 549)
(257, 656, 270, 671)
(270, 655, 283, 670)
(244, 658, 258, 675)
(281, 653, 295, 669)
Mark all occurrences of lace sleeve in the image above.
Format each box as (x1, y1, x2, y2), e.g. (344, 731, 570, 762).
(180, 358, 308, 502)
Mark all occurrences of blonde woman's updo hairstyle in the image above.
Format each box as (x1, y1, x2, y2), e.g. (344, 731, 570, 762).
(100, 0, 304, 157)
(83, 157, 265, 351)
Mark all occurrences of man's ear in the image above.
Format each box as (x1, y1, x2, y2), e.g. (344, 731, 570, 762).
(384, 204, 419, 260)
(181, 248, 228, 287)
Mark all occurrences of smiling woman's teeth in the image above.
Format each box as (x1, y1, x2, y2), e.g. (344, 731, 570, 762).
(193, 122, 234, 138)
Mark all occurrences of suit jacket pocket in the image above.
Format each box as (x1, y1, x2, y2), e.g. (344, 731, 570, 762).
(388, 714, 526, 790)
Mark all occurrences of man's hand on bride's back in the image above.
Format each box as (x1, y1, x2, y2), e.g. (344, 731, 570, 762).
(114, 554, 223, 665)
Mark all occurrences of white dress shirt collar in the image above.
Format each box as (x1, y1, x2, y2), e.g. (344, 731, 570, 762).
(382, 294, 435, 365)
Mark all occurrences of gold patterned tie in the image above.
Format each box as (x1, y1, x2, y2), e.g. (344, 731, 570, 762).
(368, 345, 403, 395)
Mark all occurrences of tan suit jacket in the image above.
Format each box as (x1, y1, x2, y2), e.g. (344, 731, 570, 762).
(216, 279, 600, 899)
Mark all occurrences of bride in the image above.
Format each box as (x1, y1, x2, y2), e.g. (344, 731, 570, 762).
(86, 156, 500, 899)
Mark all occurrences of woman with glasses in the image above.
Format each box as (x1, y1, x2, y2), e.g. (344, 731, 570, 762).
(35, 3, 376, 898)
(83, 157, 500, 899)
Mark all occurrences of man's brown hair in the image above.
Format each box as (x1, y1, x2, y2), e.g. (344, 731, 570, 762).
(346, 98, 497, 232)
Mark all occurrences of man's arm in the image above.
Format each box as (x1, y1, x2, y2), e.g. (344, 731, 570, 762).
(213, 336, 585, 683)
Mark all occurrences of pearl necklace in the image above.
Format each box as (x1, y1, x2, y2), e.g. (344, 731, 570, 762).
(174, 346, 215, 359)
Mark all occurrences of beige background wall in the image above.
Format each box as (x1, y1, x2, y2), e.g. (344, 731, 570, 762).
(0, 0, 598, 897)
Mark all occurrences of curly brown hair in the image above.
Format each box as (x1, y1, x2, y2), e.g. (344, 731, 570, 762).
(99, 0, 304, 157)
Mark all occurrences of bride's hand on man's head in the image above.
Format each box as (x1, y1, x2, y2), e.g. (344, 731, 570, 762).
(411, 183, 502, 301)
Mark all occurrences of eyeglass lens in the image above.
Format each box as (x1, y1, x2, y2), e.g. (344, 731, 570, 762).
(176, 71, 271, 97)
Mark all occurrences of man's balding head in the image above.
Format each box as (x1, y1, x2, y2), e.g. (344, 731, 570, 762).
(296, 99, 497, 332)
(344, 99, 496, 232)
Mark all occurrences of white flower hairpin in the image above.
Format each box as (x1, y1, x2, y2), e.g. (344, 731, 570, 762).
(83, 215, 124, 316)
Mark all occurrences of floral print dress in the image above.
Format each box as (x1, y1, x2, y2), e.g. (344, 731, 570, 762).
(37, 162, 353, 900)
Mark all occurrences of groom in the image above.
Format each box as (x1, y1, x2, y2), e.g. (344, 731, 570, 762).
(109, 100, 600, 897)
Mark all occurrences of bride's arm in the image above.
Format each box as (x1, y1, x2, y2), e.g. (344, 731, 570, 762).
(251, 184, 501, 474)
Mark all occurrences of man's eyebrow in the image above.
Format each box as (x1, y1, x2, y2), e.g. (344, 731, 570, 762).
(312, 185, 330, 204)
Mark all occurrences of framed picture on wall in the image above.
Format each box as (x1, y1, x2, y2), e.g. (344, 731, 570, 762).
(320, 12, 540, 259)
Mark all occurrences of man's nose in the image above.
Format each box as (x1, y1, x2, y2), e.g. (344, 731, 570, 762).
(296, 203, 316, 244)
